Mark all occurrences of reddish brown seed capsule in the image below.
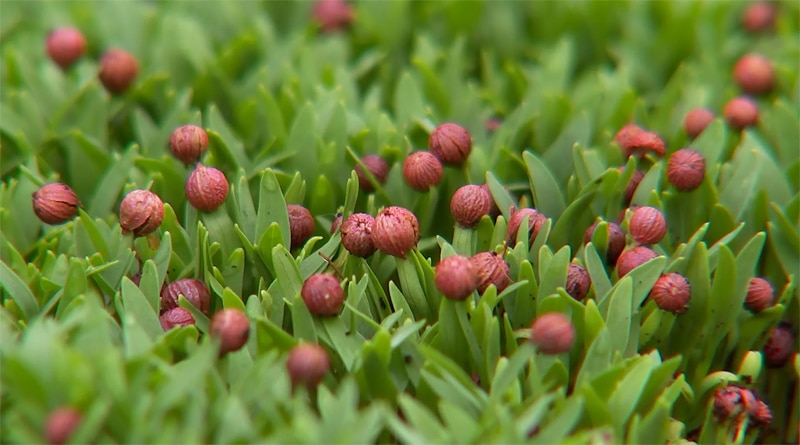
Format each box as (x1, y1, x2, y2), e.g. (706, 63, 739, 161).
(159, 307, 195, 330)
(470, 251, 510, 294)
(301, 274, 344, 316)
(507, 208, 547, 246)
(169, 125, 208, 165)
(667, 149, 706, 191)
(763, 324, 795, 367)
(723, 96, 759, 130)
(371, 206, 420, 258)
(434, 255, 479, 301)
(733, 54, 774, 95)
(751, 400, 772, 427)
(186, 164, 229, 212)
(160, 278, 211, 315)
(287, 343, 330, 389)
(45, 407, 82, 445)
(46, 28, 86, 70)
(429, 123, 472, 165)
(529, 313, 575, 354)
(745, 277, 775, 313)
(450, 185, 491, 228)
(583, 221, 627, 266)
(119, 190, 164, 237)
(741, 2, 776, 33)
(210, 309, 251, 355)
(629, 206, 667, 245)
(614, 124, 666, 158)
(683, 108, 715, 139)
(480, 184, 501, 218)
(287, 204, 315, 250)
(340, 213, 376, 258)
(650, 273, 691, 314)
(312, 0, 353, 33)
(32, 183, 80, 225)
(616, 246, 659, 278)
(620, 168, 645, 205)
(566, 263, 591, 301)
(714, 386, 758, 421)
(355, 154, 389, 192)
(98, 48, 139, 94)
(402, 151, 443, 191)
(485, 117, 503, 133)
(330, 213, 343, 234)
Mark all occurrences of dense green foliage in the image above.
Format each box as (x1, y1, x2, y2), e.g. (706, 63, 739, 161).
(1, 1, 798, 443)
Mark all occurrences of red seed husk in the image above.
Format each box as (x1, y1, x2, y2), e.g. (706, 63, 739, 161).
(629, 206, 667, 245)
(470, 251, 510, 294)
(619, 167, 645, 205)
(371, 206, 420, 258)
(45, 407, 82, 445)
(745, 277, 774, 313)
(763, 324, 795, 367)
(450, 185, 491, 228)
(312, 0, 353, 33)
(46, 28, 86, 70)
(683, 108, 715, 139)
(119, 190, 164, 236)
(723, 96, 759, 130)
(98, 48, 139, 94)
(186, 164, 229, 212)
(210, 309, 251, 355)
(287, 343, 330, 389)
(529, 313, 575, 354)
(160, 278, 211, 314)
(667, 149, 706, 191)
(650, 273, 691, 314)
(340, 213, 376, 258)
(32, 183, 80, 225)
(429, 123, 472, 165)
(741, 2, 776, 33)
(169, 125, 209, 164)
(287, 204, 315, 250)
(614, 124, 666, 158)
(507, 208, 547, 246)
(616, 246, 659, 278)
(159, 307, 195, 330)
(434, 255, 479, 301)
(733, 54, 774, 95)
(402, 151, 443, 191)
(301, 274, 344, 316)
(583, 221, 626, 266)
(566, 263, 591, 301)
(355, 155, 390, 192)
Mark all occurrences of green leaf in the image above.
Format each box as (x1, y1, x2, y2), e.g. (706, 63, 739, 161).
(523, 151, 566, 219)
(87, 145, 138, 216)
(0, 259, 39, 320)
(256, 169, 290, 249)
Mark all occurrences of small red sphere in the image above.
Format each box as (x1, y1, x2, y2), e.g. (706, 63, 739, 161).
(470, 251, 510, 294)
(683, 108, 715, 139)
(529, 313, 575, 354)
(566, 263, 591, 301)
(450, 185, 491, 228)
(32, 183, 80, 225)
(45, 407, 82, 445)
(371, 206, 420, 258)
(402, 151, 443, 191)
(616, 246, 659, 278)
(210, 309, 251, 355)
(629, 206, 667, 245)
(355, 155, 389, 192)
(733, 54, 774, 95)
(507, 208, 547, 246)
(159, 307, 196, 330)
(287, 343, 331, 389)
(288, 204, 315, 250)
(301, 274, 344, 316)
(98, 48, 139, 94)
(46, 28, 86, 70)
(650, 273, 691, 314)
(119, 190, 164, 237)
(435, 255, 479, 301)
(185, 164, 229, 212)
(429, 123, 472, 165)
(340, 213, 376, 258)
(723, 96, 760, 130)
(667, 149, 706, 191)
